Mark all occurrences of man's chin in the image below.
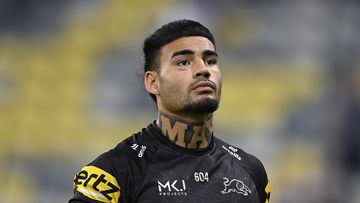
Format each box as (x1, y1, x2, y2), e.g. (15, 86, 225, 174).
(182, 97, 219, 114)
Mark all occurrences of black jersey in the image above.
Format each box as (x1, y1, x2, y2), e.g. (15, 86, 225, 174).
(69, 122, 270, 203)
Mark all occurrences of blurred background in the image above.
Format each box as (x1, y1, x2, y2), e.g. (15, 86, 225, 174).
(0, 0, 360, 202)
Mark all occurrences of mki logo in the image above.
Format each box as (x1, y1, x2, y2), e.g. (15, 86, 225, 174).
(221, 177, 251, 196)
(158, 179, 187, 196)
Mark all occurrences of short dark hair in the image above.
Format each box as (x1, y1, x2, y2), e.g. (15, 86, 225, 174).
(143, 19, 216, 102)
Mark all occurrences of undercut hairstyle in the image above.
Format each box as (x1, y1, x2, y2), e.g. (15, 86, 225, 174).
(143, 19, 216, 102)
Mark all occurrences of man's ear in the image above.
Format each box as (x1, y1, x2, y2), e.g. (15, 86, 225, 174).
(144, 71, 160, 95)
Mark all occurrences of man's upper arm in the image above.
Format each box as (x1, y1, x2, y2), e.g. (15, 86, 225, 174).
(68, 147, 134, 203)
(70, 165, 121, 203)
(247, 153, 271, 203)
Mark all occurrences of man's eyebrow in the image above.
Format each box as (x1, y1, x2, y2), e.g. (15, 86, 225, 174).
(171, 49, 194, 58)
(171, 49, 218, 58)
(203, 50, 218, 57)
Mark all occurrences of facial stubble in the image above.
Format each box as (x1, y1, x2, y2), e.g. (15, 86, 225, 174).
(182, 87, 221, 114)
(159, 74, 222, 114)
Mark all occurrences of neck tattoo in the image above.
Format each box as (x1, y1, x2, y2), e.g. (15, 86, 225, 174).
(157, 113, 213, 149)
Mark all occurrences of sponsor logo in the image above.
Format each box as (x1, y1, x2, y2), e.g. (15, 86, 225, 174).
(158, 179, 187, 196)
(222, 145, 241, 161)
(229, 146, 238, 152)
(221, 177, 251, 196)
(130, 143, 147, 157)
(73, 166, 120, 203)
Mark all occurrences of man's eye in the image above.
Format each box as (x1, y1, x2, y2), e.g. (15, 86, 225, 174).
(177, 60, 190, 66)
(205, 59, 217, 66)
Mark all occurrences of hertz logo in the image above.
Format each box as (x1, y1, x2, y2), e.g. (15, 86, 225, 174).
(73, 166, 120, 203)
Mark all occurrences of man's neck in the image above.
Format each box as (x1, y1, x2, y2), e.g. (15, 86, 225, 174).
(156, 112, 213, 149)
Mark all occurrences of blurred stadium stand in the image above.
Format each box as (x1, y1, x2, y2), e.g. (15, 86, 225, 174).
(0, 0, 359, 202)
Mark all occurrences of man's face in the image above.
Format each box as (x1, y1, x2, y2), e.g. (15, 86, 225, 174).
(156, 36, 222, 116)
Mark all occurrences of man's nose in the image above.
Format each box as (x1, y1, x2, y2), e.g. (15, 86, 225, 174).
(194, 61, 210, 78)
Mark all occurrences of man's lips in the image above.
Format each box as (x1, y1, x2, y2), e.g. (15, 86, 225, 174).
(192, 81, 216, 92)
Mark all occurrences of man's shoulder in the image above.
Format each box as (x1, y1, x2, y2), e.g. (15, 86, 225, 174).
(70, 128, 155, 202)
(213, 136, 270, 202)
(213, 136, 255, 162)
(89, 128, 155, 170)
(70, 135, 134, 203)
(213, 136, 267, 179)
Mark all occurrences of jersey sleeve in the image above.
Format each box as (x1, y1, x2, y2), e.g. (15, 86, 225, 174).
(69, 149, 134, 203)
(246, 153, 271, 203)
